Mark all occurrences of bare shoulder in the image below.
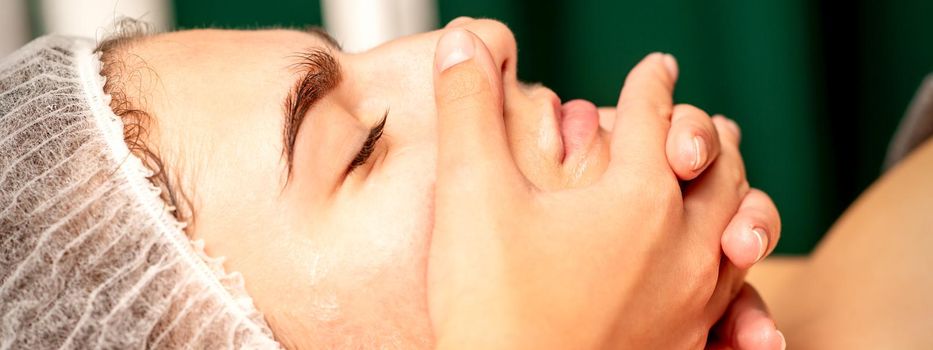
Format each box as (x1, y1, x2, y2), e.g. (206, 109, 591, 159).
(755, 138, 933, 349)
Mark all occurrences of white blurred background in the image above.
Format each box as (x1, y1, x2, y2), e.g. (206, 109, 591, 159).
(0, 0, 436, 57)
(0, 0, 31, 57)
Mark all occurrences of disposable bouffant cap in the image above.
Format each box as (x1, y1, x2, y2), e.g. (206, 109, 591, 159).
(0, 35, 280, 349)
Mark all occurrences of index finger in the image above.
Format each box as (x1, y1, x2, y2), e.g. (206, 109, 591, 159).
(606, 53, 679, 179)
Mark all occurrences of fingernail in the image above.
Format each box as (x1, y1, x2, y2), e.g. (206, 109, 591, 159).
(437, 30, 475, 72)
(777, 330, 787, 350)
(663, 53, 679, 80)
(691, 136, 707, 171)
(752, 227, 769, 263)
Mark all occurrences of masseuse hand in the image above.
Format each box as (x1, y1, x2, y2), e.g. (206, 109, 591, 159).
(442, 18, 783, 349)
(599, 102, 785, 349)
(598, 107, 782, 271)
(428, 28, 777, 349)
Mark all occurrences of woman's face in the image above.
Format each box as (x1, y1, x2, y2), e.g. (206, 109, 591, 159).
(123, 19, 611, 348)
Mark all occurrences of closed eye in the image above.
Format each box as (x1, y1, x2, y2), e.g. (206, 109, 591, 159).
(282, 48, 341, 181)
(347, 111, 388, 174)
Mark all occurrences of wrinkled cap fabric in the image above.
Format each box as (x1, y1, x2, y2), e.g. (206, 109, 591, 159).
(0, 35, 280, 349)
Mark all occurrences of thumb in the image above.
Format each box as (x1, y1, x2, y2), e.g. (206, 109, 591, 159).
(434, 29, 518, 186)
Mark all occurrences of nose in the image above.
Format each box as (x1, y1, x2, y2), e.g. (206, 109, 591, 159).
(445, 18, 519, 83)
(340, 18, 520, 134)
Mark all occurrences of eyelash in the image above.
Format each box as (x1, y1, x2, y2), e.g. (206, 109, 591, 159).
(347, 111, 388, 174)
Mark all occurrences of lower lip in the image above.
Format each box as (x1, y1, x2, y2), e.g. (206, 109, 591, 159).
(559, 99, 600, 160)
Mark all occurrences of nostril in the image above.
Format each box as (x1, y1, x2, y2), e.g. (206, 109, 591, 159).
(464, 19, 518, 76)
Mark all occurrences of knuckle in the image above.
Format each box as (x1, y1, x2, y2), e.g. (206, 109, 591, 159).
(724, 166, 750, 199)
(716, 147, 747, 187)
(738, 178, 750, 196)
(729, 163, 747, 188)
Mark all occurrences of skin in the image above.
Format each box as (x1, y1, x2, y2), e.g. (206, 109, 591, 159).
(427, 28, 773, 348)
(748, 137, 933, 349)
(107, 19, 782, 349)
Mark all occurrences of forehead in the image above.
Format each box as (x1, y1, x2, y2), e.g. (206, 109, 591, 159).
(127, 29, 305, 132)
(135, 29, 326, 79)
(145, 28, 325, 53)
(128, 28, 336, 123)
(120, 29, 336, 204)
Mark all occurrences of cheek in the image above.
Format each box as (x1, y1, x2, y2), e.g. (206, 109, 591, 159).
(327, 198, 431, 275)
(326, 152, 435, 275)
(261, 162, 436, 346)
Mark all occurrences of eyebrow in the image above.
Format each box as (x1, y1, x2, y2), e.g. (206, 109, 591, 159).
(282, 28, 343, 178)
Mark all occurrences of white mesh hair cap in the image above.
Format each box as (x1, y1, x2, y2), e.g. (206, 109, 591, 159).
(0, 36, 280, 349)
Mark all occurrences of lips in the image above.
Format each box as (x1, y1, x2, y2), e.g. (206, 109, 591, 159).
(558, 99, 600, 161)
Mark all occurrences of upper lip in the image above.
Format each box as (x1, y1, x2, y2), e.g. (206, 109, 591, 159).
(543, 88, 566, 161)
(510, 81, 567, 162)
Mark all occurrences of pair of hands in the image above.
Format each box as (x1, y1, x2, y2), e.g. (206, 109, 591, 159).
(426, 29, 785, 349)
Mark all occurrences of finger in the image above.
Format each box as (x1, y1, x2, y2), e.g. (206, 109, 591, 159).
(712, 115, 741, 152)
(696, 116, 753, 332)
(667, 104, 721, 181)
(434, 29, 519, 185)
(684, 115, 749, 249)
(456, 19, 519, 82)
(709, 284, 787, 350)
(721, 189, 782, 269)
(444, 16, 475, 28)
(605, 53, 679, 179)
(704, 257, 747, 329)
(722, 116, 742, 143)
(600, 104, 721, 182)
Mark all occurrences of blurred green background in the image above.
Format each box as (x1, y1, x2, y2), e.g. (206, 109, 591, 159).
(171, 1, 931, 254)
